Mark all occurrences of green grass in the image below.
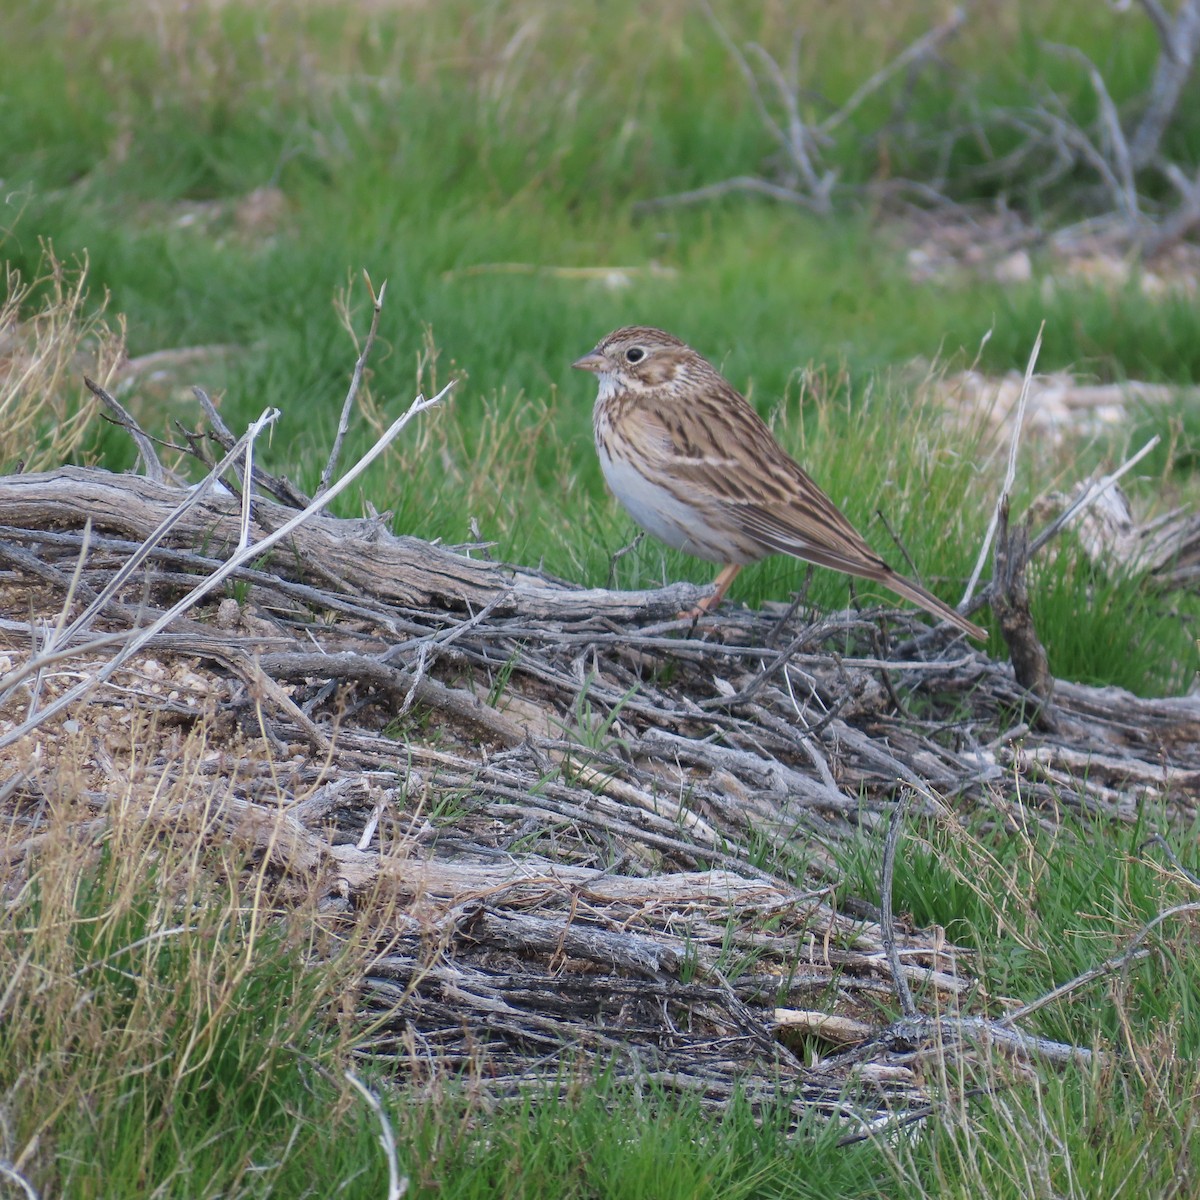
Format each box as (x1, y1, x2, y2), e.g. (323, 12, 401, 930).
(832, 805, 1200, 1198)
(836, 803, 1200, 1050)
(377, 1084, 890, 1200)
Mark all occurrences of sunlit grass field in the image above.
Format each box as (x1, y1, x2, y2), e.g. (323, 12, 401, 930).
(3, 1, 1200, 1195)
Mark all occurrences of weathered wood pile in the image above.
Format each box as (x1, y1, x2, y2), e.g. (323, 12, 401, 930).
(2, 463, 1197, 1135)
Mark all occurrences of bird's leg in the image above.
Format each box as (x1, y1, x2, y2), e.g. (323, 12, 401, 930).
(707, 563, 743, 608)
(678, 563, 742, 620)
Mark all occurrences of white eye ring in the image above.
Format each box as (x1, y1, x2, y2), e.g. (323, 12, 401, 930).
(625, 347, 645, 363)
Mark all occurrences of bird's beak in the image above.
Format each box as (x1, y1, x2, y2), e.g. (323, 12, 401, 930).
(572, 349, 605, 373)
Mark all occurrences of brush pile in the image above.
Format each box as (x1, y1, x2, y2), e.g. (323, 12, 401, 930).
(3, 396, 1196, 1134)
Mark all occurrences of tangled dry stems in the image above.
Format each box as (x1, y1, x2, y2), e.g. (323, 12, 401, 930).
(2, 425, 1197, 1135)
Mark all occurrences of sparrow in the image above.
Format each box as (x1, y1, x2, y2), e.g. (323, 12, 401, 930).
(574, 325, 985, 640)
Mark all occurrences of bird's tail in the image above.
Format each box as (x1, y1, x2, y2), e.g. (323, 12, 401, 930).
(877, 569, 986, 641)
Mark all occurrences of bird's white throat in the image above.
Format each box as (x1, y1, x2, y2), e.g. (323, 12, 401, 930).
(593, 371, 621, 403)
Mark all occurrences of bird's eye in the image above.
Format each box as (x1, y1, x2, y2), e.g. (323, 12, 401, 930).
(625, 347, 645, 363)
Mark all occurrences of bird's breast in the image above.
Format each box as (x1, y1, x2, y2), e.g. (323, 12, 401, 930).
(594, 404, 758, 565)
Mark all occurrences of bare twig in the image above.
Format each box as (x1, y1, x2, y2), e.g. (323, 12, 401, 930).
(345, 1072, 407, 1200)
(698, 1, 794, 175)
(193, 385, 236, 444)
(85, 376, 168, 485)
(1138, 0, 1176, 49)
(1026, 436, 1160, 559)
(745, 40, 829, 199)
(191, 386, 313, 509)
(55, 410, 281, 651)
(0, 1160, 40, 1200)
(1141, 834, 1200, 889)
(1002, 901, 1200, 1025)
(881, 788, 919, 1019)
(0, 385, 454, 751)
(634, 175, 833, 215)
(1129, 0, 1200, 169)
(962, 325, 1043, 606)
(1142, 161, 1200, 256)
(319, 273, 386, 497)
(1045, 42, 1139, 220)
(819, 6, 967, 137)
(991, 498, 1055, 712)
(658, 4, 964, 216)
(25, 519, 93, 717)
(605, 533, 645, 590)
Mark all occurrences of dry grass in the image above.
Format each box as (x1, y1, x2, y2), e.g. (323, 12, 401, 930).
(0, 699, 346, 1190)
(0, 247, 124, 476)
(0, 608, 436, 1194)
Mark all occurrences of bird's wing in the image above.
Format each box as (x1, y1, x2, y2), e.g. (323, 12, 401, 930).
(616, 391, 984, 638)
(630, 397, 888, 574)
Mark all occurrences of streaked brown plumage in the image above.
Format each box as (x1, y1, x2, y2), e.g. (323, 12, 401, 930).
(573, 326, 986, 640)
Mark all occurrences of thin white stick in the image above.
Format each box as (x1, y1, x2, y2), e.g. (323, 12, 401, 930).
(27, 519, 93, 717)
(239, 426, 257, 551)
(47, 518, 94, 653)
(357, 796, 388, 851)
(345, 1071, 407, 1200)
(0, 1160, 40, 1200)
(961, 323, 1044, 605)
(1000, 900, 1200, 1025)
(319, 275, 387, 497)
(9, 409, 281, 727)
(0, 632, 136, 695)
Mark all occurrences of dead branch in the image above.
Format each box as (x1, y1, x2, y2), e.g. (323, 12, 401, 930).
(990, 499, 1055, 716)
(4, 368, 1200, 1131)
(963, 325, 1042, 606)
(0, 383, 453, 749)
(4, 472, 1197, 1124)
(319, 273, 385, 497)
(0, 466, 706, 622)
(642, 2, 1200, 251)
(1142, 160, 1200, 256)
(1002, 900, 1200, 1024)
(949, 2, 1200, 252)
(345, 1073, 407, 1200)
(642, 5, 966, 216)
(634, 175, 834, 215)
(1141, 834, 1200, 888)
(818, 6, 968, 138)
(1035, 480, 1200, 589)
(1130, 0, 1200, 170)
(84, 376, 170, 486)
(0, 1160, 39, 1200)
(1026, 436, 1161, 560)
(1044, 42, 1140, 220)
(881, 788, 919, 1019)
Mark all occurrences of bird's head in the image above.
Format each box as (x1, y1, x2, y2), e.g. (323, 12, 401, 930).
(572, 326, 698, 398)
